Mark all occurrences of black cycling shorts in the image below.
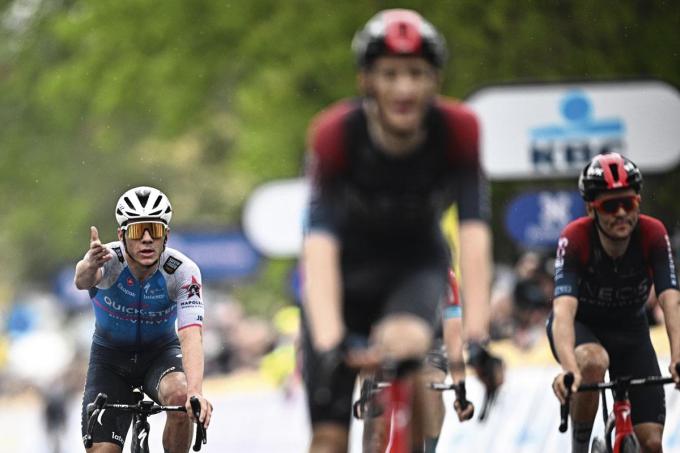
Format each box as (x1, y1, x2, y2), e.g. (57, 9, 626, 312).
(302, 262, 447, 427)
(546, 314, 665, 426)
(80, 339, 184, 447)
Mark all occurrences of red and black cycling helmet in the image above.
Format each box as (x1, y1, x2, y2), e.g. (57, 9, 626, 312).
(351, 9, 448, 69)
(578, 152, 643, 201)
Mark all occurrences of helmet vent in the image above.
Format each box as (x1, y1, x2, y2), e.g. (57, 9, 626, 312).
(123, 196, 135, 209)
(152, 195, 162, 209)
(608, 163, 621, 182)
(137, 192, 150, 207)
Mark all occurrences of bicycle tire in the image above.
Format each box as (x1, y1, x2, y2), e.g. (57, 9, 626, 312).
(590, 437, 607, 453)
(620, 434, 641, 453)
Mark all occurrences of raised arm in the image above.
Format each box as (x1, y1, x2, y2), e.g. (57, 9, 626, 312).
(74, 226, 111, 289)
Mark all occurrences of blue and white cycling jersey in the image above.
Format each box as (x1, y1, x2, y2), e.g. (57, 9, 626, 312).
(87, 241, 204, 350)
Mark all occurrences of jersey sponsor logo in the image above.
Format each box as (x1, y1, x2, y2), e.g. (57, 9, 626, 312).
(143, 282, 166, 300)
(126, 277, 134, 286)
(554, 284, 572, 296)
(554, 237, 568, 280)
(100, 296, 176, 323)
(181, 276, 201, 299)
(112, 246, 124, 263)
(580, 279, 650, 308)
(163, 256, 183, 274)
(111, 431, 124, 444)
(180, 300, 203, 308)
(116, 282, 136, 297)
(664, 235, 678, 287)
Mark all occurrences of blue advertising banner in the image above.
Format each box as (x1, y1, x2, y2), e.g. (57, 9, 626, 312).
(505, 190, 586, 249)
(167, 231, 260, 282)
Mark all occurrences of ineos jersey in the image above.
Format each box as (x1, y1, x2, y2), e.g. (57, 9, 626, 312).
(87, 242, 204, 350)
(305, 97, 489, 243)
(554, 215, 679, 327)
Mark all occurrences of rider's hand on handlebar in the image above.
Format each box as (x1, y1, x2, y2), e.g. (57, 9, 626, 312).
(552, 371, 580, 404)
(467, 342, 504, 392)
(669, 361, 680, 389)
(186, 394, 212, 429)
(453, 398, 475, 422)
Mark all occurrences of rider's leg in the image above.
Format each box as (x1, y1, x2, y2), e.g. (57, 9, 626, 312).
(633, 423, 663, 453)
(607, 331, 665, 453)
(309, 423, 349, 453)
(157, 371, 192, 453)
(81, 343, 134, 452)
(373, 313, 433, 452)
(86, 443, 122, 453)
(421, 363, 446, 453)
(571, 343, 609, 453)
(300, 310, 358, 453)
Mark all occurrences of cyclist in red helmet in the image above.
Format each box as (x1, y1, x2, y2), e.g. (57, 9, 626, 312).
(549, 153, 680, 453)
(301, 8, 496, 452)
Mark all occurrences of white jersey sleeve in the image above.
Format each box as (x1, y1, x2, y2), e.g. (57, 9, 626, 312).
(161, 248, 205, 330)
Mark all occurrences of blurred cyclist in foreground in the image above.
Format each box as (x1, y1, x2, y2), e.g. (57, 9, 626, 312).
(301, 9, 498, 452)
(75, 186, 211, 453)
(549, 153, 680, 453)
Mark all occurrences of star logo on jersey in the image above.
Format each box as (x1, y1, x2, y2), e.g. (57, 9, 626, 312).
(182, 276, 201, 299)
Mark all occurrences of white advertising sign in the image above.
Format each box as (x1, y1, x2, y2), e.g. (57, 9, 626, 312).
(466, 79, 680, 179)
(242, 178, 309, 257)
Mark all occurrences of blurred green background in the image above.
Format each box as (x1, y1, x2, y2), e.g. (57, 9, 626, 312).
(1, 0, 679, 315)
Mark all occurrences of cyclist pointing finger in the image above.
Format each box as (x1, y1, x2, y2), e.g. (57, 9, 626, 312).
(75, 186, 212, 452)
(548, 153, 680, 453)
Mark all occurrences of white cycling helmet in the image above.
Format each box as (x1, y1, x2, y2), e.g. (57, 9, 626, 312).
(115, 186, 172, 227)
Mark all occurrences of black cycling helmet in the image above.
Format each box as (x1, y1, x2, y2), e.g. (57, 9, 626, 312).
(351, 9, 448, 69)
(578, 152, 643, 201)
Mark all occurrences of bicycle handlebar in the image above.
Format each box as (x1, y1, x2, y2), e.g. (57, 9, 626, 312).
(190, 396, 207, 452)
(83, 393, 208, 451)
(558, 373, 574, 433)
(429, 381, 471, 412)
(558, 365, 680, 433)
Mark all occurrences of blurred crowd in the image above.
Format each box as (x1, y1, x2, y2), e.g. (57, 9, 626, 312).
(0, 246, 670, 450)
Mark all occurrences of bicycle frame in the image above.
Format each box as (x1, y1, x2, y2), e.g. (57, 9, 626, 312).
(354, 359, 421, 453)
(354, 364, 470, 453)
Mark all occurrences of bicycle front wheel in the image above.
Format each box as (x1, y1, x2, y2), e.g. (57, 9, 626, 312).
(590, 437, 607, 453)
(620, 434, 641, 453)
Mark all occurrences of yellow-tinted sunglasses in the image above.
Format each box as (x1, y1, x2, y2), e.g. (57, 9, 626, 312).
(125, 222, 167, 240)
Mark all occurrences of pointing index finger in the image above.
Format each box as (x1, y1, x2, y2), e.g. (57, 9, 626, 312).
(90, 226, 100, 243)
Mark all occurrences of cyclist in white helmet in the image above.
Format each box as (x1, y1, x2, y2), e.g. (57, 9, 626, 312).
(75, 186, 212, 453)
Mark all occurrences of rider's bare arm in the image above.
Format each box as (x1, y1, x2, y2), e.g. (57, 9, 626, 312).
(178, 326, 211, 427)
(658, 288, 680, 381)
(551, 295, 581, 399)
(458, 220, 492, 342)
(302, 232, 344, 351)
(443, 317, 465, 383)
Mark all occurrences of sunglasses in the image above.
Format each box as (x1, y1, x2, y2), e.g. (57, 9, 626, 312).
(591, 195, 640, 215)
(124, 222, 167, 240)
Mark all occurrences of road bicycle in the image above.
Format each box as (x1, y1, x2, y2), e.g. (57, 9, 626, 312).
(353, 359, 471, 453)
(83, 387, 207, 453)
(558, 367, 679, 453)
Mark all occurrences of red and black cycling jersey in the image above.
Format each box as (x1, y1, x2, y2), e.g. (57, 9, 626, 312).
(553, 215, 679, 327)
(305, 97, 489, 242)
